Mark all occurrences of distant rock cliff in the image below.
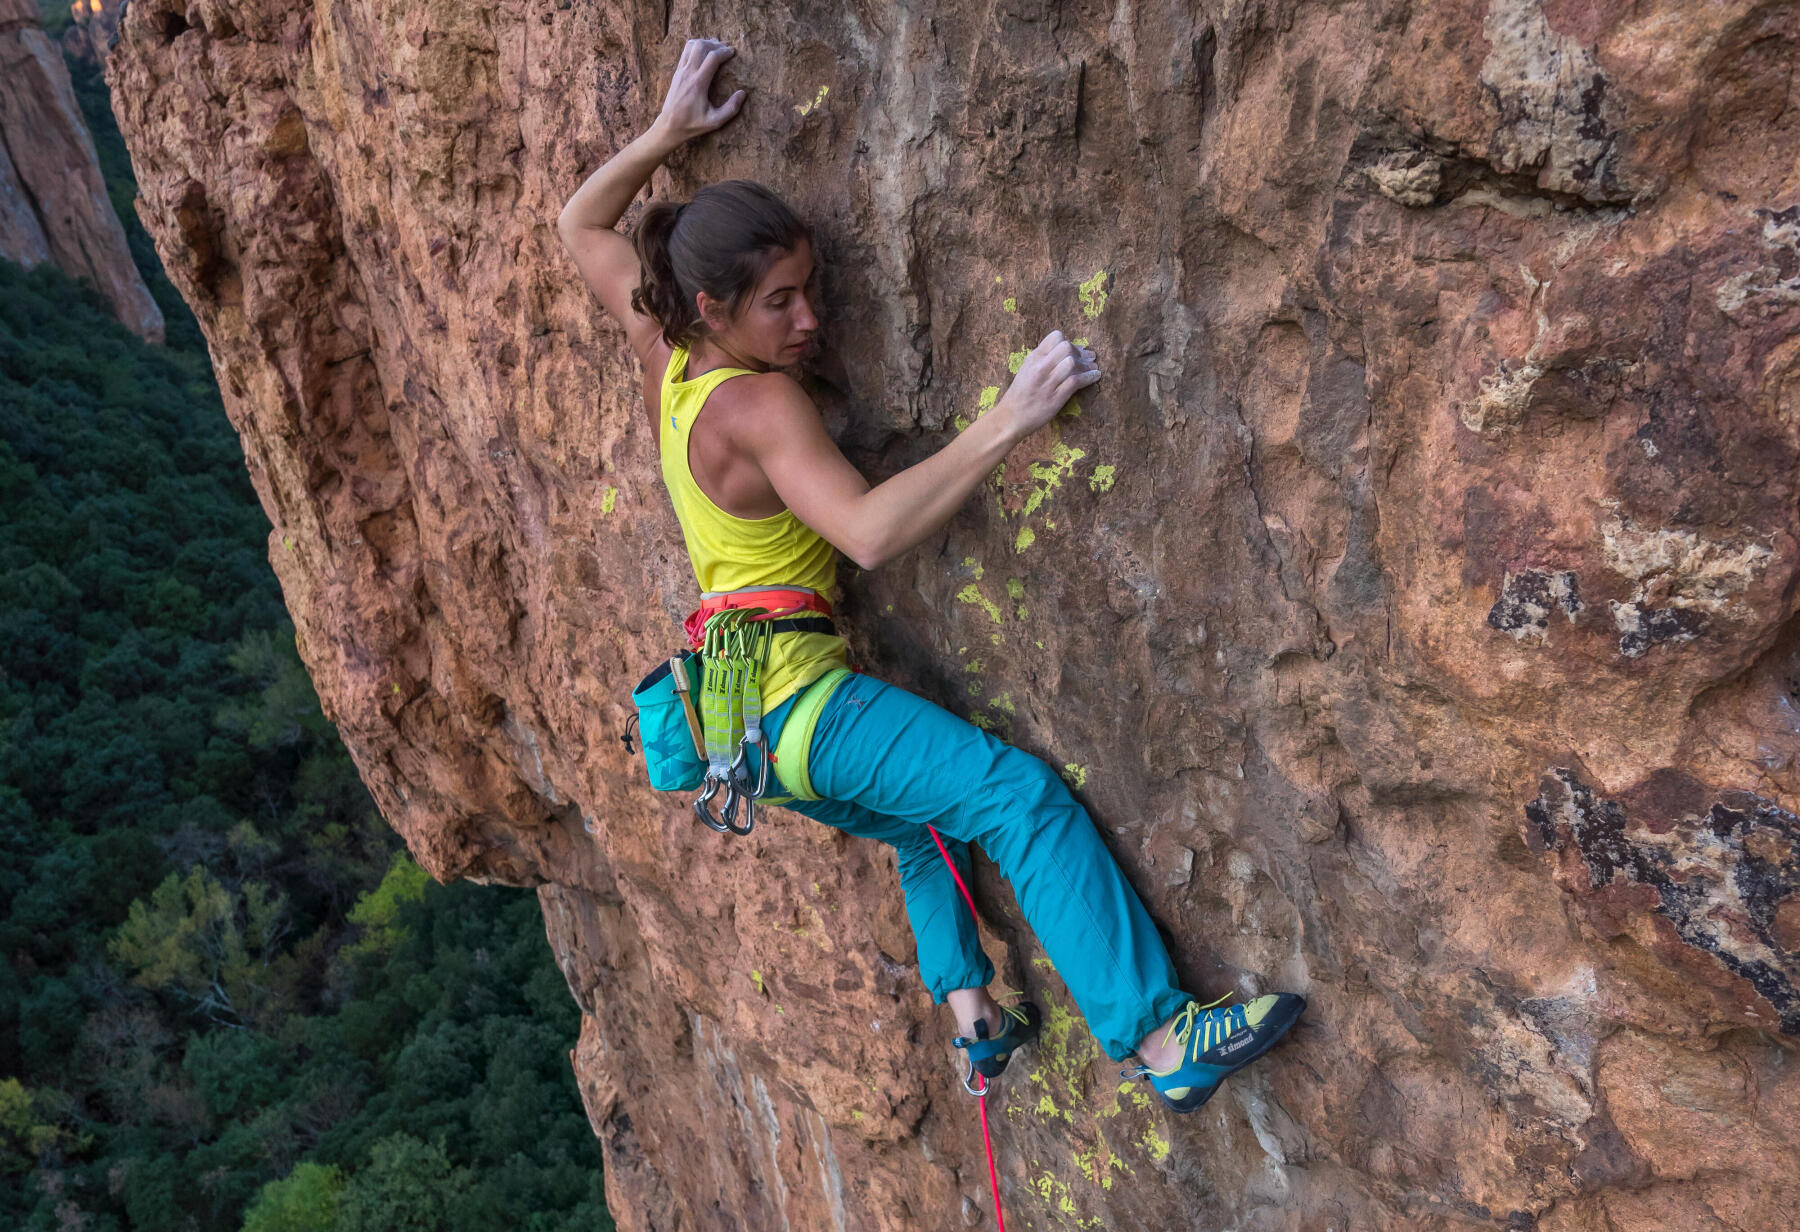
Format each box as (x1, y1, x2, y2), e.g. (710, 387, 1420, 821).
(107, 0, 1799, 1229)
(59, 0, 125, 70)
(0, 0, 160, 341)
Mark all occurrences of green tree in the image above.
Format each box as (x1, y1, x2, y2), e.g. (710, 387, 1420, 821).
(108, 864, 291, 1028)
(344, 851, 432, 960)
(239, 1161, 344, 1232)
(237, 1167, 342, 1232)
(0, 1078, 91, 1174)
(335, 1133, 472, 1232)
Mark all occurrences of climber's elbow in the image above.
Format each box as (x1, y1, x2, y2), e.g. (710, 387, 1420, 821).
(850, 539, 887, 572)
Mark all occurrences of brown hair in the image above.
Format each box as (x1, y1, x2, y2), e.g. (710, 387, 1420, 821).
(630, 179, 812, 350)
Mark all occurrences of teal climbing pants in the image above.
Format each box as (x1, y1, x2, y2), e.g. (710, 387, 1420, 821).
(749, 670, 1190, 1062)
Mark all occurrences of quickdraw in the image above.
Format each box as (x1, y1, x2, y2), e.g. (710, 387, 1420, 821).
(692, 606, 778, 835)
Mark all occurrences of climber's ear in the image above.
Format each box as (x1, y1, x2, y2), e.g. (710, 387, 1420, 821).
(557, 219, 663, 362)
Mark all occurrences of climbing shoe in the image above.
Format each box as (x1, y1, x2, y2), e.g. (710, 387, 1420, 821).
(1118, 992, 1305, 1113)
(952, 1000, 1042, 1089)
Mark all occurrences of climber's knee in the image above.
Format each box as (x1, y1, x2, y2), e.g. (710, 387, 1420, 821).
(958, 750, 1082, 846)
(894, 827, 962, 888)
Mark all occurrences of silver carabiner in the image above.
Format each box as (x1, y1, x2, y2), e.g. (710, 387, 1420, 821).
(716, 770, 754, 836)
(960, 1052, 987, 1097)
(738, 730, 772, 799)
(693, 774, 732, 833)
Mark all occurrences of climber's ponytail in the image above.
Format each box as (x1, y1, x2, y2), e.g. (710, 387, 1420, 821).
(629, 180, 812, 351)
(629, 199, 693, 345)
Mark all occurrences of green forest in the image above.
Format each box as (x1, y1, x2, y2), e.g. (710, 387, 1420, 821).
(0, 31, 612, 1232)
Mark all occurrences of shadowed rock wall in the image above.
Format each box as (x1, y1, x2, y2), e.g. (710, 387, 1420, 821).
(106, 0, 1799, 1228)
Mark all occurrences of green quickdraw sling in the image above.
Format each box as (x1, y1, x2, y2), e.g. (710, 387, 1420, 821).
(692, 607, 778, 835)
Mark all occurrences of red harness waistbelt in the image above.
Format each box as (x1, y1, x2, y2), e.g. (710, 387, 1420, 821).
(683, 587, 835, 651)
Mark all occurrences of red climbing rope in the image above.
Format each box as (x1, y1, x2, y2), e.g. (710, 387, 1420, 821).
(926, 823, 1006, 1232)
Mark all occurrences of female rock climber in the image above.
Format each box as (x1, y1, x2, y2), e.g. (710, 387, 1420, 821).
(556, 36, 1305, 1114)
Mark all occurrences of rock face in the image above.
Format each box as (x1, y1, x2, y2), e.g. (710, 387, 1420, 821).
(106, 0, 1800, 1228)
(0, 0, 161, 342)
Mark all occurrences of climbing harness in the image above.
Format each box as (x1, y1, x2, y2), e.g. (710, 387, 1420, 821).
(624, 585, 842, 809)
(684, 587, 840, 835)
(761, 665, 854, 804)
(685, 583, 834, 648)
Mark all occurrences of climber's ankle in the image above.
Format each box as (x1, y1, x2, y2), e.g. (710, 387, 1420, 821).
(946, 986, 1004, 1037)
(1136, 1009, 1185, 1071)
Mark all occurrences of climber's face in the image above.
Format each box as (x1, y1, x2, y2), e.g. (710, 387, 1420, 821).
(696, 239, 820, 371)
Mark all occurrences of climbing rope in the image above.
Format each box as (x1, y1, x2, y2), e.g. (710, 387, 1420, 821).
(693, 602, 1013, 1224)
(927, 822, 1009, 1232)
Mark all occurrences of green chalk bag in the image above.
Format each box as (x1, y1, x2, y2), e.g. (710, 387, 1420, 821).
(625, 650, 707, 792)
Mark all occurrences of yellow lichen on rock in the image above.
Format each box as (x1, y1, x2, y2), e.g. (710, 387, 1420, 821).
(1078, 270, 1109, 319)
(957, 583, 1003, 624)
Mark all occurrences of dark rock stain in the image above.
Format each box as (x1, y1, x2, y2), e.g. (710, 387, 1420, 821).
(1526, 768, 1800, 1033)
(1488, 569, 1582, 641)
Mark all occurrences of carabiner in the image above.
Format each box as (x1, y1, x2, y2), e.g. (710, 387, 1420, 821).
(729, 737, 771, 801)
(717, 775, 754, 836)
(693, 774, 732, 833)
(960, 1052, 988, 1097)
(717, 751, 747, 835)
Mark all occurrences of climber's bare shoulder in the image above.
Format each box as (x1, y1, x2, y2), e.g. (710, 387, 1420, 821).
(635, 334, 860, 519)
(634, 339, 865, 542)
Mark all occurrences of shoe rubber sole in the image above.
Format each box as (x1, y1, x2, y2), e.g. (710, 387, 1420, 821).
(1148, 994, 1306, 1114)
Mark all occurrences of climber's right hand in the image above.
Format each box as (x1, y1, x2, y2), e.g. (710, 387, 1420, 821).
(654, 38, 747, 144)
(998, 330, 1102, 437)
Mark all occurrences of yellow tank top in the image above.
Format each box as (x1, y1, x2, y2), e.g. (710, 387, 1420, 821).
(657, 342, 850, 713)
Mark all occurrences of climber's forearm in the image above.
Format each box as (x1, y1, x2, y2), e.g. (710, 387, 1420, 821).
(558, 121, 683, 233)
(858, 406, 1025, 569)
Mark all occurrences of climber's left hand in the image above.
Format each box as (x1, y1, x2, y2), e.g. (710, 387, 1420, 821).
(655, 38, 746, 144)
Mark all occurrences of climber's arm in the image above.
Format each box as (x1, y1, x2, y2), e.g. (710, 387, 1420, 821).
(741, 331, 1100, 569)
(557, 123, 684, 360)
(557, 219, 664, 358)
(557, 40, 746, 361)
(736, 375, 1026, 572)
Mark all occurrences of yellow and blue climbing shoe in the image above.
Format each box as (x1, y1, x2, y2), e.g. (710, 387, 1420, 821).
(953, 1000, 1042, 1085)
(1118, 992, 1305, 1113)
